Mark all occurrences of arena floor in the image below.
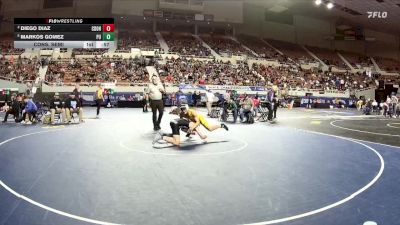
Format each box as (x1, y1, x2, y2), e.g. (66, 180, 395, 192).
(0, 107, 399, 225)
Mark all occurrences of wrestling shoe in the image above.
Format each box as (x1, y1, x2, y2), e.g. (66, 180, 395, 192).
(152, 131, 163, 145)
(154, 125, 161, 131)
(221, 123, 229, 131)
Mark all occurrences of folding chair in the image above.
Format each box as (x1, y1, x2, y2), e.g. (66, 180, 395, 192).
(257, 105, 269, 122)
(53, 112, 63, 124)
(36, 106, 49, 123)
(219, 109, 231, 122)
(210, 107, 222, 119)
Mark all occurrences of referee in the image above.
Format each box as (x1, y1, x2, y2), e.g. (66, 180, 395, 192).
(148, 75, 165, 131)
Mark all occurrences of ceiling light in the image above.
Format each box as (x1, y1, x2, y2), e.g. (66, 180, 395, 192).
(327, 2, 334, 9)
(315, 0, 322, 5)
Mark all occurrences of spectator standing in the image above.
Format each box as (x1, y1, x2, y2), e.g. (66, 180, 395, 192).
(372, 99, 378, 114)
(356, 99, 363, 111)
(205, 89, 215, 116)
(176, 89, 183, 107)
(94, 85, 104, 119)
(288, 96, 294, 110)
(272, 96, 280, 119)
(72, 84, 82, 105)
(266, 87, 275, 121)
(148, 75, 165, 131)
(192, 91, 201, 107)
(143, 93, 149, 112)
(252, 95, 261, 117)
(391, 94, 398, 117)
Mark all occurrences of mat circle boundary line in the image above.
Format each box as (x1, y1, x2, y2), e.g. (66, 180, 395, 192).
(0, 129, 385, 225)
(330, 120, 400, 137)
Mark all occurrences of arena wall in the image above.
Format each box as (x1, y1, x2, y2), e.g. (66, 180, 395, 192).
(112, 0, 156, 16)
(239, 4, 399, 61)
(202, 1, 243, 24)
(364, 29, 400, 60)
(240, 3, 263, 37)
(1, 0, 398, 61)
(0, 79, 28, 92)
(262, 21, 296, 43)
(294, 15, 332, 49)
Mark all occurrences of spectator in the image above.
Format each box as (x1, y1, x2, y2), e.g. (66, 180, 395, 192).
(391, 94, 398, 117)
(2, 94, 22, 123)
(50, 93, 66, 124)
(65, 94, 84, 123)
(222, 98, 238, 123)
(162, 32, 211, 56)
(143, 93, 149, 113)
(171, 92, 177, 107)
(372, 99, 378, 114)
(265, 87, 275, 121)
(21, 96, 37, 125)
(73, 83, 82, 104)
(205, 89, 215, 116)
(272, 96, 280, 119)
(94, 85, 104, 119)
(252, 95, 261, 117)
(192, 91, 201, 107)
(239, 95, 254, 123)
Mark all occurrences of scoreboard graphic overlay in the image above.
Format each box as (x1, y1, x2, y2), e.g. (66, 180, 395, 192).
(14, 18, 115, 49)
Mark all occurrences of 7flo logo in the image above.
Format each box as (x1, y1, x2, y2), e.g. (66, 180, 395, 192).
(367, 11, 388, 18)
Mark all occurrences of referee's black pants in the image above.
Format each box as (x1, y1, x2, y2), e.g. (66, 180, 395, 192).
(150, 99, 164, 128)
(265, 102, 274, 121)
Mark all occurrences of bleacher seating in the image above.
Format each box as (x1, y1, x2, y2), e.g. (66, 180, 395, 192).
(237, 35, 280, 60)
(0, 56, 40, 82)
(161, 32, 211, 56)
(306, 46, 348, 69)
(45, 57, 148, 85)
(154, 57, 384, 91)
(200, 34, 256, 56)
(72, 48, 108, 56)
(266, 39, 316, 64)
(0, 40, 24, 55)
(374, 57, 400, 72)
(118, 30, 160, 50)
(340, 51, 373, 68)
(0, 29, 397, 92)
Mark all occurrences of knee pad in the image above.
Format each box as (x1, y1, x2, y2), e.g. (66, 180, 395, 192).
(170, 121, 180, 135)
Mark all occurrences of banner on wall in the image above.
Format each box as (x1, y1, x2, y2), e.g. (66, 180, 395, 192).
(53, 91, 269, 107)
(179, 84, 266, 92)
(299, 96, 355, 107)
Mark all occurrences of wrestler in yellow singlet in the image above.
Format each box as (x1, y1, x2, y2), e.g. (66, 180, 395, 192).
(179, 105, 228, 132)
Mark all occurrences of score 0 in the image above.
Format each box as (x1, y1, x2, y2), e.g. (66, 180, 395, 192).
(102, 24, 114, 32)
(102, 24, 115, 41)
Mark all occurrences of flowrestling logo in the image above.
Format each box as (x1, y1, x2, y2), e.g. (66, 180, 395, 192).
(367, 11, 388, 19)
